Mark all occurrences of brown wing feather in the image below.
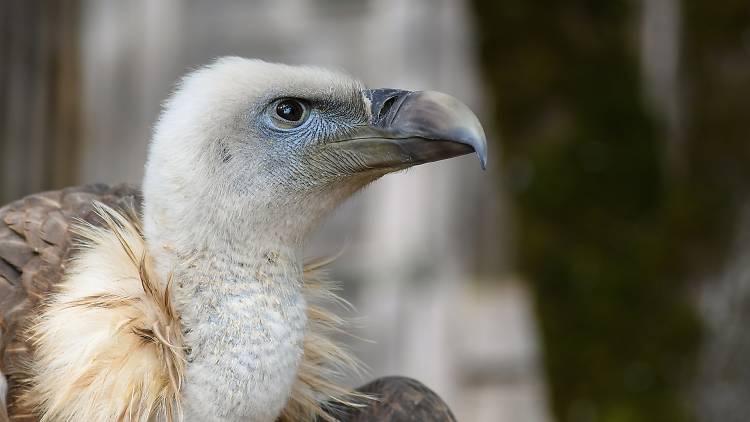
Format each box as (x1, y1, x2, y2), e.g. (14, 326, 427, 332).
(324, 376, 457, 422)
(0, 184, 142, 420)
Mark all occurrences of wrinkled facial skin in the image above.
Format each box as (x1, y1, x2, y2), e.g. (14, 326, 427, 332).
(247, 90, 375, 190)
(200, 78, 382, 205)
(221, 86, 486, 199)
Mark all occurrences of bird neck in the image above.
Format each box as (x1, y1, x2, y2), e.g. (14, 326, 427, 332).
(139, 167, 373, 420)
(144, 218, 308, 421)
(173, 242, 307, 420)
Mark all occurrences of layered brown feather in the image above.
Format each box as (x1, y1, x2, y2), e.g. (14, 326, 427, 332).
(1, 186, 365, 421)
(0, 184, 143, 421)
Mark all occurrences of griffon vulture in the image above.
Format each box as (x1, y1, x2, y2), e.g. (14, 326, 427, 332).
(0, 58, 487, 421)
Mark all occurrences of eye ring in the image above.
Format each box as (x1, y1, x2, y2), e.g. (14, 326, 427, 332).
(270, 98, 310, 128)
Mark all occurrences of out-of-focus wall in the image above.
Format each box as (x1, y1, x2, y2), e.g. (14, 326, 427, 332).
(73, 0, 550, 421)
(0, 0, 82, 204)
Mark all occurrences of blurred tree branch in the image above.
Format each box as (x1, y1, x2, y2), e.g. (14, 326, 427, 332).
(467, 0, 750, 421)
(682, 1, 750, 421)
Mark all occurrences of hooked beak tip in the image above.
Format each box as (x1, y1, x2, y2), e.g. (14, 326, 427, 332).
(368, 89, 489, 170)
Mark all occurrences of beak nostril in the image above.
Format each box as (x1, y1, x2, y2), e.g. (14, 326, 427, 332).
(378, 96, 397, 122)
(366, 88, 411, 127)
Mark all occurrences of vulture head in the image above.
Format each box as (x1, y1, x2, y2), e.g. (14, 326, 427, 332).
(143, 57, 486, 255)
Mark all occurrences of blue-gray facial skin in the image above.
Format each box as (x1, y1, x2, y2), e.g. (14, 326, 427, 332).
(223, 84, 486, 198)
(259, 95, 368, 155)
(246, 92, 372, 189)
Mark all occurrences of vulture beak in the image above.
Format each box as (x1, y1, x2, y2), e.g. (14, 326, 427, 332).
(329, 89, 488, 170)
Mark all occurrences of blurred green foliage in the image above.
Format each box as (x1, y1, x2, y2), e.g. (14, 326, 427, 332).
(471, 1, 750, 421)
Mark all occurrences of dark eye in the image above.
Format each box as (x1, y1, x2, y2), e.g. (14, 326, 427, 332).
(275, 99, 306, 123)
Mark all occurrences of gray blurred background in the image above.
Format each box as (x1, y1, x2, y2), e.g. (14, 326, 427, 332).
(3, 1, 750, 422)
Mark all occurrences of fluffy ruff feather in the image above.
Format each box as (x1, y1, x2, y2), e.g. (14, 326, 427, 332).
(18, 204, 365, 421)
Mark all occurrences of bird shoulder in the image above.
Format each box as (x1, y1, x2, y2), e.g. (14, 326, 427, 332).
(1, 186, 366, 421)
